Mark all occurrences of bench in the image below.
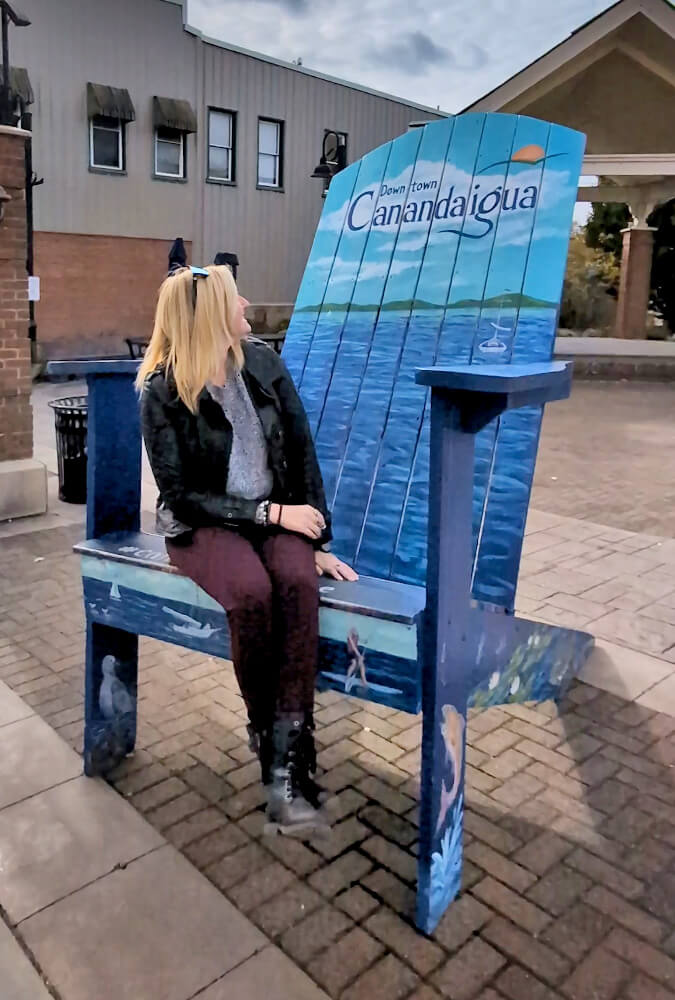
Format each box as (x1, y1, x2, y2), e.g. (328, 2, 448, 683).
(50, 111, 592, 933)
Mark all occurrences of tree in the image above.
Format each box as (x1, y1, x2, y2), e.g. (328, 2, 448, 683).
(560, 232, 620, 331)
(585, 203, 631, 259)
(647, 198, 675, 334)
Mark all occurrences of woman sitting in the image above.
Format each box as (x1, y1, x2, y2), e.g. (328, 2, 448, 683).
(138, 264, 357, 836)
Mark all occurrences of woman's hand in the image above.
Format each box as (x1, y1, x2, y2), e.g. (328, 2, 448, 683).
(314, 551, 359, 581)
(270, 503, 326, 540)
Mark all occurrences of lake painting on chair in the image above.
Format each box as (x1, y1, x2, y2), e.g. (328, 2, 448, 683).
(282, 113, 585, 613)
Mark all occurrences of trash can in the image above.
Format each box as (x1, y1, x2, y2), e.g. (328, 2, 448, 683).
(49, 396, 88, 503)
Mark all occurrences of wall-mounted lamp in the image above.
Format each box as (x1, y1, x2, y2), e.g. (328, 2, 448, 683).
(311, 130, 347, 196)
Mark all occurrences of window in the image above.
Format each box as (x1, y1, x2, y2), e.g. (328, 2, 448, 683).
(86, 84, 134, 172)
(258, 118, 283, 189)
(155, 127, 185, 179)
(208, 109, 235, 183)
(90, 115, 124, 171)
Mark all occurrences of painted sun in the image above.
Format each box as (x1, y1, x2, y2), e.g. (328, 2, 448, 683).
(511, 144, 547, 164)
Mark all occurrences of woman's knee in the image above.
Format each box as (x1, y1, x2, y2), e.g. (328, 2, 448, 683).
(274, 561, 319, 602)
(265, 537, 317, 585)
(231, 568, 274, 611)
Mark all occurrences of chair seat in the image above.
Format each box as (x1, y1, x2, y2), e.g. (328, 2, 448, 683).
(77, 532, 426, 713)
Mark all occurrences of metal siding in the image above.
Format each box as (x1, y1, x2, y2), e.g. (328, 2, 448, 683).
(13, 0, 438, 301)
(13, 0, 199, 241)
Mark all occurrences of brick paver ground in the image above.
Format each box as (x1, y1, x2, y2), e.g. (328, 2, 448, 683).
(1, 515, 674, 1000)
(1, 378, 673, 998)
(533, 381, 675, 537)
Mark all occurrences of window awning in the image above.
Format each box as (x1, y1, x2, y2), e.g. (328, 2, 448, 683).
(87, 82, 136, 122)
(152, 96, 197, 134)
(0, 66, 34, 108)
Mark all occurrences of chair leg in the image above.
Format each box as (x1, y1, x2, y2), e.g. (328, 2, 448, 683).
(416, 691, 468, 934)
(84, 621, 138, 777)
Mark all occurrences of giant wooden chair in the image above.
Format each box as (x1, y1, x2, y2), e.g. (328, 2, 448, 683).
(52, 112, 592, 933)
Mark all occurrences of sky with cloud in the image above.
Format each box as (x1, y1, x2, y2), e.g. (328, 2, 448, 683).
(188, 0, 615, 111)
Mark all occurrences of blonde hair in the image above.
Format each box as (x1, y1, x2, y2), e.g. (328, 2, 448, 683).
(136, 264, 245, 412)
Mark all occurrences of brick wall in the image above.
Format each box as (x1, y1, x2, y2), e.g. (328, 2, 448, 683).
(33, 232, 192, 359)
(0, 126, 32, 462)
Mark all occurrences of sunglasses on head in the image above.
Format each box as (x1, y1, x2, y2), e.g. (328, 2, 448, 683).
(190, 266, 209, 308)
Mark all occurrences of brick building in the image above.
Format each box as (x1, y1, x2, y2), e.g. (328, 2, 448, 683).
(0, 124, 46, 518)
(8, 0, 440, 359)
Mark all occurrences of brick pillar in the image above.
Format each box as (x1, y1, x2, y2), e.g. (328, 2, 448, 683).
(0, 125, 32, 459)
(0, 125, 46, 521)
(615, 225, 655, 340)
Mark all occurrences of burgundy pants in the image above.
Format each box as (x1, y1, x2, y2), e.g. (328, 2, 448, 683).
(166, 526, 319, 730)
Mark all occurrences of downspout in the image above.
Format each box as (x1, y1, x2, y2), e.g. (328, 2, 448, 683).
(196, 32, 206, 264)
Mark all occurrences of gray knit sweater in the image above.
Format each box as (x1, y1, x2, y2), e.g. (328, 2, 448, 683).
(207, 371, 273, 501)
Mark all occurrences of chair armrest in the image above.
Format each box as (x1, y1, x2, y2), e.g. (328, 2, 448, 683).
(415, 362, 572, 433)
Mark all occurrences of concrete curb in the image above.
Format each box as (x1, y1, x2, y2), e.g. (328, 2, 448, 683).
(555, 336, 675, 380)
(557, 355, 675, 381)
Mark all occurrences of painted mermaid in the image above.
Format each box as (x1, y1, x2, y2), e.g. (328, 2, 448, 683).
(345, 628, 367, 692)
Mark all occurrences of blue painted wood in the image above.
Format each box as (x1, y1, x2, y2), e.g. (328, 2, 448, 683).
(281, 165, 361, 379)
(312, 120, 443, 512)
(86, 372, 142, 539)
(282, 113, 585, 600)
(78, 530, 426, 719)
(415, 379, 592, 934)
(76, 367, 143, 770)
(81, 567, 423, 715)
(417, 388, 473, 934)
(84, 621, 138, 777)
(472, 123, 587, 608)
(325, 121, 452, 566)
(465, 610, 592, 709)
(415, 362, 571, 395)
(419, 113, 522, 599)
(47, 360, 140, 377)
(298, 137, 408, 439)
(80, 536, 589, 779)
(76, 532, 426, 624)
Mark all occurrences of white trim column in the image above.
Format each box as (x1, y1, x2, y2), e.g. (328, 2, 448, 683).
(615, 223, 657, 340)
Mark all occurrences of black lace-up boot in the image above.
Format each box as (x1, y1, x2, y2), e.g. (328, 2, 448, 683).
(294, 713, 329, 809)
(264, 713, 328, 837)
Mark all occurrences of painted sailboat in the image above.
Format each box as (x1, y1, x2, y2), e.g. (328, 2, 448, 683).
(110, 582, 121, 601)
(479, 293, 514, 355)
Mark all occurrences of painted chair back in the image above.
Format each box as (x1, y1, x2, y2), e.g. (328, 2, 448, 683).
(282, 113, 585, 609)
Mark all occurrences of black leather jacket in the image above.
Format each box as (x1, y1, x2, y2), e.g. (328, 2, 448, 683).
(140, 339, 332, 547)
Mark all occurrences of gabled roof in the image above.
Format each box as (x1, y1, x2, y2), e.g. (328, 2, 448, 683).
(464, 0, 675, 112)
